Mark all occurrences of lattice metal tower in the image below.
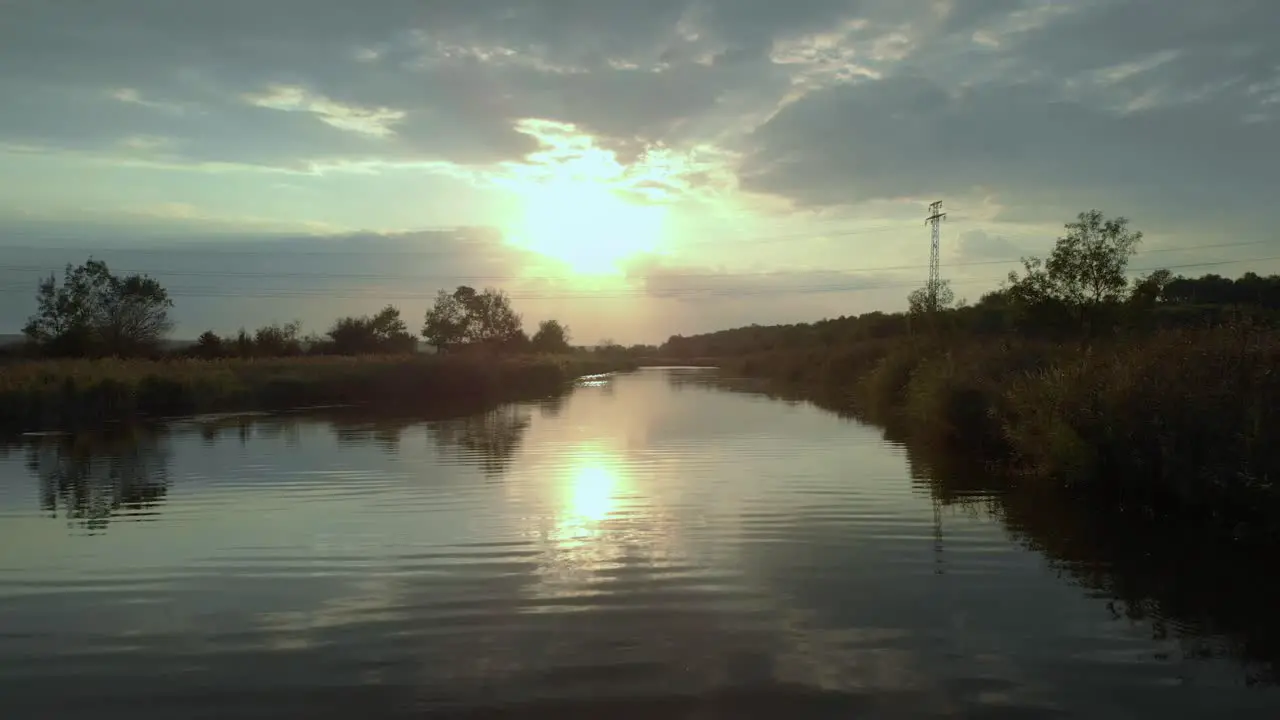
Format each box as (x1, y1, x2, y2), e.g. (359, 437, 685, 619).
(925, 201, 947, 310)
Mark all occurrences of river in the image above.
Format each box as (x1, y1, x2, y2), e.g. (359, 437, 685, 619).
(1, 367, 1277, 718)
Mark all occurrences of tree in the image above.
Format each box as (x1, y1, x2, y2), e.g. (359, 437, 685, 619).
(1006, 210, 1142, 333)
(24, 258, 173, 357)
(423, 286, 523, 352)
(907, 278, 956, 315)
(191, 330, 227, 359)
(253, 321, 303, 357)
(462, 287, 523, 346)
(1130, 268, 1174, 307)
(234, 328, 254, 358)
(531, 319, 571, 354)
(595, 338, 624, 354)
(327, 305, 416, 355)
(423, 287, 471, 352)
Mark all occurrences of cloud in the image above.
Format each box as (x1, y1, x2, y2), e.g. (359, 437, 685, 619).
(108, 87, 191, 115)
(241, 85, 406, 138)
(740, 70, 1275, 236)
(0, 0, 787, 171)
(734, 0, 1277, 240)
(3, 0, 1280, 337)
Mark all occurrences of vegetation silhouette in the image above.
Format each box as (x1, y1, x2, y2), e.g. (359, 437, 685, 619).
(423, 285, 525, 354)
(0, 355, 634, 434)
(663, 210, 1280, 537)
(23, 259, 173, 358)
(531, 319, 572, 354)
(321, 305, 417, 356)
(3, 260, 639, 433)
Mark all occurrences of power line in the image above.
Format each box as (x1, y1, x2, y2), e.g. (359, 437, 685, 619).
(1, 255, 1277, 303)
(0, 224, 908, 258)
(0, 239, 1271, 285)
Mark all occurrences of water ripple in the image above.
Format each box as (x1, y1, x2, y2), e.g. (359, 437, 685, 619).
(1, 369, 1278, 718)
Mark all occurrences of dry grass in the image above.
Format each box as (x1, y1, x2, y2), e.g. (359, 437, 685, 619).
(723, 325, 1280, 533)
(0, 354, 635, 432)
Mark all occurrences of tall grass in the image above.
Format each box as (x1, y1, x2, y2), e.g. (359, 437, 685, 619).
(999, 327, 1280, 519)
(724, 324, 1280, 534)
(0, 354, 636, 433)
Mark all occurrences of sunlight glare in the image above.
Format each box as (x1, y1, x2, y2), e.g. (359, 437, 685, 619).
(567, 462, 618, 524)
(499, 120, 669, 276)
(511, 180, 664, 275)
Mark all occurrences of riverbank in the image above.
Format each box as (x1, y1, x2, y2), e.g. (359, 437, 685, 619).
(0, 355, 636, 433)
(720, 324, 1280, 538)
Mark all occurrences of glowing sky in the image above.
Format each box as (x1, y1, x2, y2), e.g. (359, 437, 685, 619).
(1, 0, 1277, 344)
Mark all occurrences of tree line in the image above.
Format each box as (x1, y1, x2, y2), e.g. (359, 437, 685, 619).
(18, 209, 1258, 361)
(14, 262, 586, 359)
(662, 209, 1280, 357)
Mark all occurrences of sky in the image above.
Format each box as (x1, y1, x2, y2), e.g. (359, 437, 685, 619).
(1, 0, 1277, 345)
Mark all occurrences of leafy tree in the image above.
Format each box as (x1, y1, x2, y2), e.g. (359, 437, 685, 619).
(423, 286, 523, 352)
(1130, 268, 1174, 307)
(531, 319, 572, 354)
(191, 330, 227, 359)
(24, 258, 173, 357)
(1006, 210, 1142, 333)
(423, 287, 472, 352)
(327, 305, 416, 355)
(907, 278, 956, 315)
(462, 287, 523, 346)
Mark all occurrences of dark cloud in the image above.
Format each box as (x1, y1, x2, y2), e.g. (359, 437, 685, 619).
(740, 72, 1275, 236)
(738, 0, 1278, 235)
(5, 0, 1276, 172)
(689, 0, 863, 59)
(0, 0, 835, 168)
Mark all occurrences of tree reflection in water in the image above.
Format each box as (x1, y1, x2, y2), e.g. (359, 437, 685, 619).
(426, 406, 532, 476)
(695, 371, 1280, 688)
(1, 401, 539, 535)
(329, 414, 412, 452)
(184, 406, 536, 474)
(538, 394, 566, 419)
(17, 428, 172, 532)
(900, 437, 1280, 688)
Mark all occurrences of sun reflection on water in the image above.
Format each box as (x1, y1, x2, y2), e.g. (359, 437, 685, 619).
(545, 448, 633, 556)
(567, 462, 617, 524)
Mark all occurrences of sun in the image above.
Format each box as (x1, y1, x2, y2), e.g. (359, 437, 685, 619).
(508, 178, 666, 275)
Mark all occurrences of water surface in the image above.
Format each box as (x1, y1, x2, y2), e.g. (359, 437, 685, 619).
(1, 368, 1277, 718)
